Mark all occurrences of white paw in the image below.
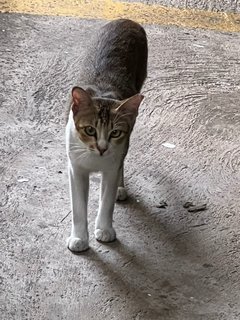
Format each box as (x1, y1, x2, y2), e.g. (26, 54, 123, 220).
(116, 187, 127, 201)
(95, 228, 116, 242)
(67, 236, 89, 252)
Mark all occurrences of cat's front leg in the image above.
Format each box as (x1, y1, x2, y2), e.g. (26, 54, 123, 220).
(95, 169, 119, 242)
(67, 165, 89, 252)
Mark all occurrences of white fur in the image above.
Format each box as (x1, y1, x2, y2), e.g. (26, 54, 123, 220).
(66, 112, 126, 252)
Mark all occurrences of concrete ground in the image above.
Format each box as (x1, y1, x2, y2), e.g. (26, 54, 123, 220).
(0, 1, 240, 319)
(123, 0, 240, 12)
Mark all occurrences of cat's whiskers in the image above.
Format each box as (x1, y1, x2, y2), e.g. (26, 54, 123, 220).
(68, 144, 86, 149)
(69, 146, 86, 151)
(68, 143, 87, 149)
(74, 151, 89, 162)
(69, 149, 86, 155)
(69, 142, 83, 146)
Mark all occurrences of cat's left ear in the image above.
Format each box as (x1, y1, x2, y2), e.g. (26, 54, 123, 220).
(71, 86, 92, 116)
(117, 94, 144, 115)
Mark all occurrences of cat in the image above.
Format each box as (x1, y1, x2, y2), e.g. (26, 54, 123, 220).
(66, 19, 148, 252)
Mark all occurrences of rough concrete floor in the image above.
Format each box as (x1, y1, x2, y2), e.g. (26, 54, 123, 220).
(0, 12, 240, 320)
(124, 0, 240, 13)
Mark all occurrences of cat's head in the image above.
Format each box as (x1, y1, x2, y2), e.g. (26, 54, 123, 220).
(71, 87, 144, 156)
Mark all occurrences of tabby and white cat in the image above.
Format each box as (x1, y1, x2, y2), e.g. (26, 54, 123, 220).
(66, 19, 148, 252)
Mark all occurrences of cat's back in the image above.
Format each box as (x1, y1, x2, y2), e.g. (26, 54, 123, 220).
(96, 18, 147, 57)
(82, 19, 148, 99)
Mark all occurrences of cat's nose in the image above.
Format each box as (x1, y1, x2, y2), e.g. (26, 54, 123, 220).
(97, 146, 107, 156)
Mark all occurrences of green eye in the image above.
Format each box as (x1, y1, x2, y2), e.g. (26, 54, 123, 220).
(84, 126, 96, 136)
(110, 130, 122, 138)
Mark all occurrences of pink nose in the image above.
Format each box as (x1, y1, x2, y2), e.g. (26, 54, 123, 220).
(97, 146, 107, 156)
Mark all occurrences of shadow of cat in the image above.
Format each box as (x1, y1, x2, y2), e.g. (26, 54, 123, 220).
(70, 170, 217, 318)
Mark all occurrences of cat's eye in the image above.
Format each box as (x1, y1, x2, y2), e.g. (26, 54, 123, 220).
(110, 130, 122, 138)
(84, 126, 96, 136)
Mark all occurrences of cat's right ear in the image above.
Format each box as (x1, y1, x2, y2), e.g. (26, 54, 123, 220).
(71, 87, 92, 115)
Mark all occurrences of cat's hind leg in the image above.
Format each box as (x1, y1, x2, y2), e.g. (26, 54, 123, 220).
(116, 164, 127, 201)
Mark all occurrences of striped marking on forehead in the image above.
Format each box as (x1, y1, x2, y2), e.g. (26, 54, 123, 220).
(94, 98, 118, 125)
(98, 103, 110, 125)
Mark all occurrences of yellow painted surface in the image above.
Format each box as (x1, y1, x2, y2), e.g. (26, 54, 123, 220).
(1, 0, 240, 32)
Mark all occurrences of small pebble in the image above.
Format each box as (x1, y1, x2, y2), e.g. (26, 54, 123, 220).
(162, 142, 176, 149)
(156, 201, 168, 208)
(203, 263, 213, 268)
(17, 178, 29, 183)
(183, 202, 207, 212)
(183, 201, 193, 208)
(187, 204, 207, 212)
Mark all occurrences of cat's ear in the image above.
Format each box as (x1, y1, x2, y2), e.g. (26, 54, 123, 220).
(117, 94, 144, 115)
(71, 87, 92, 115)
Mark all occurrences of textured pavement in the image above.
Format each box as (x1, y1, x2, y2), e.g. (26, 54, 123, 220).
(121, 0, 240, 12)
